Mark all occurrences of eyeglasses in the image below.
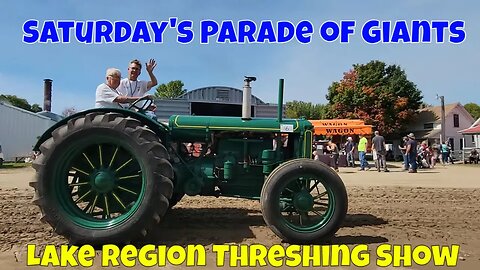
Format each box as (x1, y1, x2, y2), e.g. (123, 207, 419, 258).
(108, 75, 121, 79)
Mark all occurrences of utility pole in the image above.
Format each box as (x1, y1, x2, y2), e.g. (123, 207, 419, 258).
(437, 95, 446, 143)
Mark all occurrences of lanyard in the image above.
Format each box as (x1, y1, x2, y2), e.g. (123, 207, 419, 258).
(128, 80, 138, 96)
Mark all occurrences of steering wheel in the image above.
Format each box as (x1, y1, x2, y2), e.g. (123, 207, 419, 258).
(128, 95, 154, 111)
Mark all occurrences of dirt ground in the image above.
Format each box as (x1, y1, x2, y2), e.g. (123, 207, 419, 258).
(0, 162, 479, 270)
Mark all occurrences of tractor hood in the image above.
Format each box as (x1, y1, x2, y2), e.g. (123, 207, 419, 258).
(168, 115, 313, 140)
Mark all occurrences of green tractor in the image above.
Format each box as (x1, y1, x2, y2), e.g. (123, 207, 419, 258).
(30, 77, 348, 245)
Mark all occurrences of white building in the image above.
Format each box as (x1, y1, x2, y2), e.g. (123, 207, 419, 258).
(409, 103, 475, 151)
(0, 102, 60, 161)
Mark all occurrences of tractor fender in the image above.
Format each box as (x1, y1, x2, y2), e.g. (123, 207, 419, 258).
(33, 108, 170, 151)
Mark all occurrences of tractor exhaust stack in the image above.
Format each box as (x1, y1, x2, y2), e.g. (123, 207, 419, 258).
(278, 79, 284, 123)
(242, 76, 256, 120)
(43, 79, 52, 112)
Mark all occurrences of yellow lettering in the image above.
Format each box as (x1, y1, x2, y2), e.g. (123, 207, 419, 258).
(351, 244, 370, 267)
(432, 245, 459, 266)
(411, 245, 431, 266)
(157, 245, 167, 266)
(120, 245, 137, 267)
(268, 245, 285, 267)
(60, 245, 78, 266)
(186, 245, 206, 266)
(285, 245, 301, 267)
(212, 245, 229, 267)
(229, 245, 248, 267)
(138, 245, 156, 267)
(102, 244, 120, 267)
(393, 245, 412, 267)
(27, 244, 41, 266)
(376, 244, 392, 267)
(331, 244, 350, 266)
(249, 244, 267, 267)
(302, 245, 321, 266)
(41, 245, 60, 266)
(321, 245, 330, 267)
(167, 245, 186, 265)
(78, 245, 94, 267)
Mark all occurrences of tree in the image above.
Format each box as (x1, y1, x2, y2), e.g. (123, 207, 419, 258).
(0, 94, 42, 113)
(464, 103, 480, 120)
(285, 101, 329, 119)
(154, 80, 187, 99)
(326, 60, 423, 135)
(31, 104, 42, 113)
(62, 107, 78, 117)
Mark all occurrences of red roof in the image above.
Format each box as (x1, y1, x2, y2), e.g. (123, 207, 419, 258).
(459, 125, 480, 134)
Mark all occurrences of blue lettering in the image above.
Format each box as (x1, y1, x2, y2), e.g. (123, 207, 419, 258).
(238, 20, 256, 43)
(431, 21, 449, 43)
(296, 21, 313, 44)
(218, 21, 237, 43)
(95, 20, 113, 43)
(257, 21, 276, 43)
(412, 20, 431, 42)
(177, 20, 194, 44)
(277, 21, 294, 43)
(391, 21, 410, 42)
(382, 21, 391, 43)
(320, 21, 339, 42)
(132, 21, 151, 43)
(362, 20, 381, 43)
(200, 20, 218, 44)
(39, 21, 59, 43)
(22, 20, 39, 43)
(114, 21, 132, 43)
(57, 21, 75, 43)
(449, 20, 465, 43)
(340, 20, 355, 43)
(149, 21, 168, 43)
(76, 21, 94, 43)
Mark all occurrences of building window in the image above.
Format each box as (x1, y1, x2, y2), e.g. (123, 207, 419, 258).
(460, 138, 463, 150)
(423, 123, 433, 129)
(216, 90, 230, 101)
(453, 114, 459, 128)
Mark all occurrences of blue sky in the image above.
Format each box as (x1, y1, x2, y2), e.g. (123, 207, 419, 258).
(0, 0, 478, 114)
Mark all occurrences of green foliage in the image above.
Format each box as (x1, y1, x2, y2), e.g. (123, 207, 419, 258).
(326, 60, 424, 135)
(285, 101, 329, 119)
(31, 104, 42, 113)
(464, 103, 480, 120)
(0, 94, 42, 113)
(154, 80, 187, 99)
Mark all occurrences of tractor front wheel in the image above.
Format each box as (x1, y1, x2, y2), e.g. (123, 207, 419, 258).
(260, 158, 348, 243)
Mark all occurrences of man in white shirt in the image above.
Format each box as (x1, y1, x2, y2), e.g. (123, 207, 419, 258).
(95, 68, 140, 108)
(118, 59, 158, 97)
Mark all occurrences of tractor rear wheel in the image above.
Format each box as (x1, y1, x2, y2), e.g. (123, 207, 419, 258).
(260, 158, 347, 243)
(30, 112, 173, 245)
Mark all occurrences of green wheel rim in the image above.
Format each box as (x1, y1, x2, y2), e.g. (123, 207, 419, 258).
(52, 136, 146, 229)
(278, 175, 335, 232)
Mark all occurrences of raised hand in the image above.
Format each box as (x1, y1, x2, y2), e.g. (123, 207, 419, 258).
(146, 59, 157, 73)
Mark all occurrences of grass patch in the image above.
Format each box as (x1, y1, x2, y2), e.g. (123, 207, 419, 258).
(0, 162, 32, 170)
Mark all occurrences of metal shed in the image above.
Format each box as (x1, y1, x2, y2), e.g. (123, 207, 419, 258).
(153, 86, 284, 122)
(0, 102, 59, 161)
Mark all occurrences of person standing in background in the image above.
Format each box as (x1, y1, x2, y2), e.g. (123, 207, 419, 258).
(405, 133, 418, 173)
(358, 134, 370, 171)
(326, 140, 340, 172)
(372, 131, 389, 172)
(344, 137, 355, 167)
